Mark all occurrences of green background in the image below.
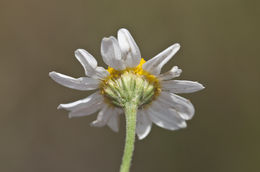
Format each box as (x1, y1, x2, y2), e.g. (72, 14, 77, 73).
(1, 0, 259, 171)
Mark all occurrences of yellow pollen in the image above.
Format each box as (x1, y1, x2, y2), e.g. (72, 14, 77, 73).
(106, 58, 158, 84)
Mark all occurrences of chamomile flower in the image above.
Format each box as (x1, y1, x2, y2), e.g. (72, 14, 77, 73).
(49, 28, 204, 140)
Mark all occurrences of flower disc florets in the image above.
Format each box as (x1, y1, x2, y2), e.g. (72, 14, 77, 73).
(101, 59, 160, 108)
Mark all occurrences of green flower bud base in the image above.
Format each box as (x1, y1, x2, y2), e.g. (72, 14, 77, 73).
(102, 72, 156, 108)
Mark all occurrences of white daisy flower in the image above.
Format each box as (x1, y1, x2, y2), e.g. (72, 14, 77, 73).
(49, 28, 204, 140)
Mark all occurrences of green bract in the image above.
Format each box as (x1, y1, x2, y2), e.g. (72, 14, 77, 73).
(102, 72, 156, 108)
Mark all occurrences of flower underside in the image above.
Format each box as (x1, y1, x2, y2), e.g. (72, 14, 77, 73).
(101, 58, 161, 108)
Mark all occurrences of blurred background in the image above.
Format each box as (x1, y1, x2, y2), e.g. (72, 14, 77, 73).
(0, 0, 259, 171)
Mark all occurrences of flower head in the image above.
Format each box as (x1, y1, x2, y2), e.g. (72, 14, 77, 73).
(49, 28, 204, 140)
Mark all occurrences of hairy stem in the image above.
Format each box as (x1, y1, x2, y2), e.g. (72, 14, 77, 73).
(120, 102, 137, 172)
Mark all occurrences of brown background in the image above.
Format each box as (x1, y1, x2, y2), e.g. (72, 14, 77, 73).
(0, 0, 259, 172)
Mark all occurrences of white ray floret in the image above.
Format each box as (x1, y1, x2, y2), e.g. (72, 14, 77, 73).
(49, 72, 100, 91)
(75, 49, 109, 79)
(161, 80, 205, 93)
(117, 28, 141, 67)
(101, 36, 126, 70)
(136, 110, 152, 140)
(142, 43, 180, 75)
(158, 66, 182, 81)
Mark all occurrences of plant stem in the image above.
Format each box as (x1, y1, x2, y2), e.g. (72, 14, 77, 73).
(120, 102, 137, 172)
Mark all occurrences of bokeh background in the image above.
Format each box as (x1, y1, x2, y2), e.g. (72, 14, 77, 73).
(1, 0, 259, 171)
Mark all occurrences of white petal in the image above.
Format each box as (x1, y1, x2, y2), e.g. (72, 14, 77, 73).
(58, 91, 103, 111)
(74, 49, 97, 76)
(118, 28, 141, 67)
(95, 66, 109, 79)
(158, 92, 195, 120)
(147, 101, 187, 130)
(69, 102, 103, 118)
(142, 43, 180, 75)
(101, 36, 125, 70)
(136, 110, 152, 140)
(158, 66, 182, 81)
(91, 104, 112, 127)
(107, 111, 120, 132)
(91, 105, 120, 132)
(49, 71, 99, 91)
(161, 80, 205, 93)
(75, 49, 109, 79)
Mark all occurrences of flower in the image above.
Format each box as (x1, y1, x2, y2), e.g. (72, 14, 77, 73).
(49, 28, 204, 140)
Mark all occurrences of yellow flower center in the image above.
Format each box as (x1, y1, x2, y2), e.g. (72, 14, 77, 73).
(100, 58, 161, 108)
